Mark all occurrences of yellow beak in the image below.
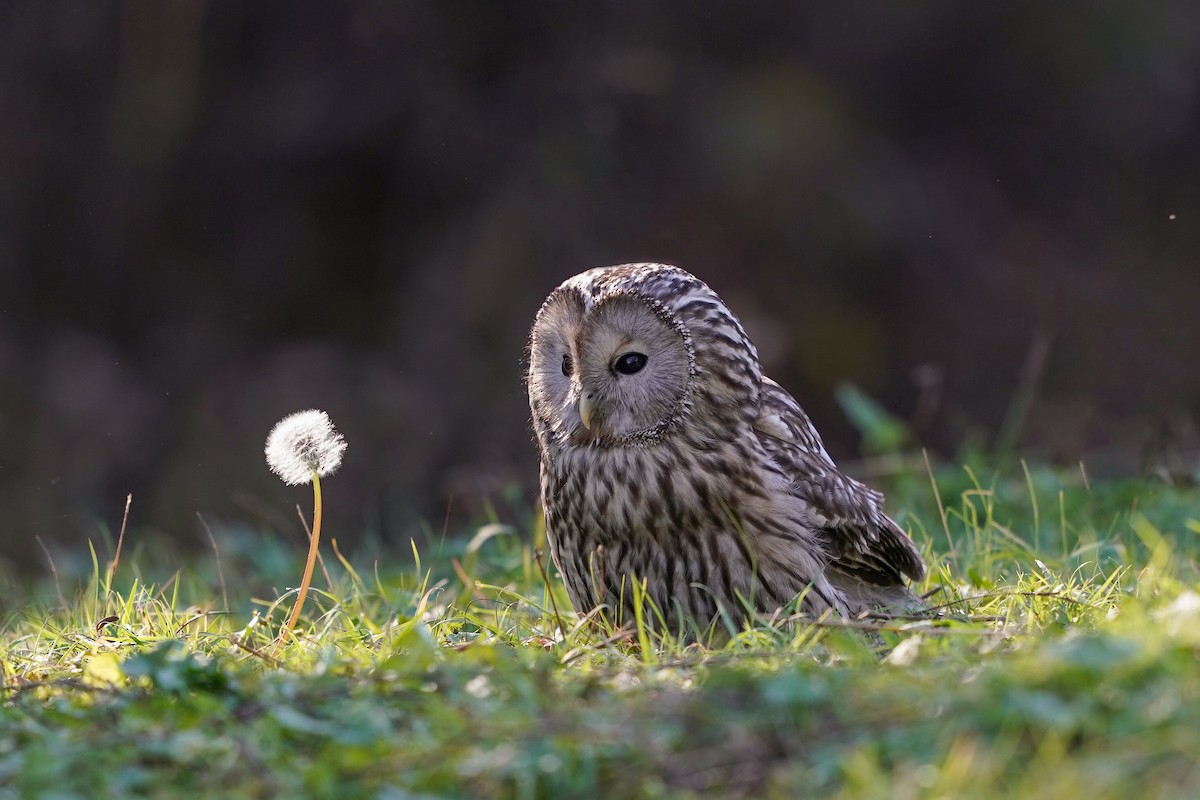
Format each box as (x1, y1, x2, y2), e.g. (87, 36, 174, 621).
(578, 394, 595, 430)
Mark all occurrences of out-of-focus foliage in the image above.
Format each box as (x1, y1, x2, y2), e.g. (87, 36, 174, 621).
(1, 3, 1198, 561)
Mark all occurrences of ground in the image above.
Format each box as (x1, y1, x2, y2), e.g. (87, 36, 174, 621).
(2, 457, 1198, 798)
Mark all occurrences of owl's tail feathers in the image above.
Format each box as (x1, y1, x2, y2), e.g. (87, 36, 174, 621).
(826, 566, 930, 618)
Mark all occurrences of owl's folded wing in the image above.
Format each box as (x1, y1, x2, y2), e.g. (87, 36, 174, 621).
(753, 377, 925, 585)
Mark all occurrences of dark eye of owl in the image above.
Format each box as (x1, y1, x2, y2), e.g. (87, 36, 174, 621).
(613, 352, 648, 375)
(561, 353, 573, 377)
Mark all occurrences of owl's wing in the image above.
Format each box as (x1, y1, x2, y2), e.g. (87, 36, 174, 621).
(754, 377, 925, 584)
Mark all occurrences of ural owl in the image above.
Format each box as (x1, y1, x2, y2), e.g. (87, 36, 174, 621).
(527, 263, 924, 634)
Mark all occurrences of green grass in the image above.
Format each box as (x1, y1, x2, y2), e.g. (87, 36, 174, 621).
(3, 460, 1199, 798)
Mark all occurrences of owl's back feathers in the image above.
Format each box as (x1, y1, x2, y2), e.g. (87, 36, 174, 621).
(753, 377, 925, 589)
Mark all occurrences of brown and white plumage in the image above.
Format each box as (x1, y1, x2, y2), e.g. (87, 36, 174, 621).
(527, 263, 924, 633)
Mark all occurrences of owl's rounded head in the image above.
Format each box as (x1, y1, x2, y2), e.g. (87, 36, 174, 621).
(528, 263, 761, 448)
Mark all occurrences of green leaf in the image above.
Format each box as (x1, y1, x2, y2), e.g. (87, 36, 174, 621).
(835, 382, 911, 454)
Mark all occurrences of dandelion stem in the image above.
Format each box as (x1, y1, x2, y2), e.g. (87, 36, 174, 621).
(278, 469, 323, 647)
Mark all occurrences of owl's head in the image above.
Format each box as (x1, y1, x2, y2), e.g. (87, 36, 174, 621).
(528, 263, 761, 448)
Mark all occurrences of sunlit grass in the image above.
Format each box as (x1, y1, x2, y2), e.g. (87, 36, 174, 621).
(2, 460, 1198, 797)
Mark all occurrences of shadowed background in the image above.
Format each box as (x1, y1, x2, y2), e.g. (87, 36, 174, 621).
(2, 3, 1198, 567)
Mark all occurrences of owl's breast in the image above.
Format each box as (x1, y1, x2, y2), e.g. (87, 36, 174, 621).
(542, 437, 766, 544)
(538, 433, 845, 626)
(543, 444, 655, 540)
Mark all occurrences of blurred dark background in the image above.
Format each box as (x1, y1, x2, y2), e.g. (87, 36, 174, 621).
(2, 3, 1198, 568)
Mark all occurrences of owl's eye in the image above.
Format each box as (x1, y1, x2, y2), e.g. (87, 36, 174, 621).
(613, 352, 648, 375)
(561, 354, 573, 377)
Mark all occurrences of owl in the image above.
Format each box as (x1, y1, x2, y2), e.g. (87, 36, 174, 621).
(527, 263, 924, 634)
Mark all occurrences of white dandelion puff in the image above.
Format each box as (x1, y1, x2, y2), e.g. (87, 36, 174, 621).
(264, 408, 347, 649)
(265, 409, 347, 485)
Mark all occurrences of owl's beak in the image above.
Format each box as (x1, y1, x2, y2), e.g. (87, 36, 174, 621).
(578, 393, 596, 430)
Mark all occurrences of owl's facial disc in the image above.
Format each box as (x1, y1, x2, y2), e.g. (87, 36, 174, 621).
(578, 350, 647, 429)
(570, 294, 690, 441)
(528, 287, 690, 446)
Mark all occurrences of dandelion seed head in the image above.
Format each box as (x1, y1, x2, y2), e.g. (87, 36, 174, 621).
(265, 409, 347, 485)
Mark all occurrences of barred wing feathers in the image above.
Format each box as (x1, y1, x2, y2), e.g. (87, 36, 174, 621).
(753, 377, 925, 586)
